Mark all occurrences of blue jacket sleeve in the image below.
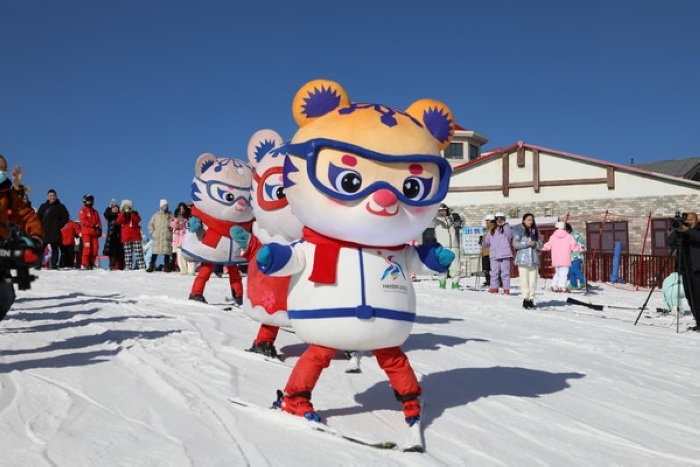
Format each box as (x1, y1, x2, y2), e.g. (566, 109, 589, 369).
(416, 243, 449, 273)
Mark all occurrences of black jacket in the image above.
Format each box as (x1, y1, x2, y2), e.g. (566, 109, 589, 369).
(37, 199, 69, 244)
(668, 226, 700, 273)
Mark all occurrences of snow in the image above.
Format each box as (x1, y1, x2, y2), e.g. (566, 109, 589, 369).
(1, 270, 699, 466)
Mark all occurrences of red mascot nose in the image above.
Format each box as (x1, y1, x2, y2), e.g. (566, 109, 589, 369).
(372, 189, 397, 208)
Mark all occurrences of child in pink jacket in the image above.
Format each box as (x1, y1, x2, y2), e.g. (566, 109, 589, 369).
(542, 221, 584, 292)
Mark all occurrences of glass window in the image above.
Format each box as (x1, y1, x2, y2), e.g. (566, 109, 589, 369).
(586, 221, 629, 253)
(444, 143, 463, 160)
(469, 144, 480, 160)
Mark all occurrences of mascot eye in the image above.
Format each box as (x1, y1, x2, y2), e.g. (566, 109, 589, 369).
(264, 182, 286, 201)
(403, 176, 433, 201)
(208, 182, 239, 205)
(329, 163, 362, 195)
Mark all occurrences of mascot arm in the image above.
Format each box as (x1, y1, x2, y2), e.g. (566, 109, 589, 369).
(412, 243, 453, 274)
(187, 216, 203, 233)
(256, 242, 305, 276)
(230, 226, 251, 250)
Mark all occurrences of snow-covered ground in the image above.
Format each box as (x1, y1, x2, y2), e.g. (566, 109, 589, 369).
(1, 269, 699, 466)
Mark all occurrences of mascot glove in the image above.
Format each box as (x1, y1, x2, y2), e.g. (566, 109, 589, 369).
(256, 245, 271, 268)
(230, 226, 250, 250)
(188, 216, 202, 232)
(435, 245, 455, 268)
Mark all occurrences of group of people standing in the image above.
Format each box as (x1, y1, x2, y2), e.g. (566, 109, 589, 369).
(33, 189, 196, 274)
(480, 213, 586, 309)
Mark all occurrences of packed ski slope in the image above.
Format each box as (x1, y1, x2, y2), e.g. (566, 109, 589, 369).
(1, 270, 699, 466)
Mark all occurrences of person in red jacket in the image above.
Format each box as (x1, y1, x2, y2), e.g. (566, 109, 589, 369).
(78, 194, 102, 269)
(116, 199, 146, 270)
(60, 218, 81, 268)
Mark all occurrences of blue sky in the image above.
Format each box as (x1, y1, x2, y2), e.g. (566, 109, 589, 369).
(1, 0, 698, 218)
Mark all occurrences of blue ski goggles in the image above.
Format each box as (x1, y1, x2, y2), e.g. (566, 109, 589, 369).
(195, 176, 252, 208)
(284, 138, 452, 207)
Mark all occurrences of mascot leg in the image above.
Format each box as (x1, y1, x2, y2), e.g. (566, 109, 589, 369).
(280, 344, 336, 418)
(226, 265, 244, 304)
(248, 325, 281, 358)
(190, 262, 215, 301)
(373, 347, 422, 423)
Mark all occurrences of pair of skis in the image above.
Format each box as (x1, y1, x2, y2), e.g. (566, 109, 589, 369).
(228, 396, 424, 453)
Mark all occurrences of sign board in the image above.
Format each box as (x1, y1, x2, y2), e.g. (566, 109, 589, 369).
(460, 226, 484, 255)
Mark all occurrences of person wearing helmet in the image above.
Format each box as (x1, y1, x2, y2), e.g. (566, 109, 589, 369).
(482, 212, 512, 294)
(78, 194, 102, 269)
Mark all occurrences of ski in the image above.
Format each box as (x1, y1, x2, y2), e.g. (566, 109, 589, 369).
(220, 346, 291, 368)
(228, 397, 398, 450)
(566, 297, 604, 311)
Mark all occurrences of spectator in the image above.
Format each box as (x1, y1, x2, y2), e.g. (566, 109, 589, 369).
(78, 194, 102, 270)
(542, 221, 583, 292)
(480, 214, 495, 286)
(116, 200, 146, 270)
(512, 213, 543, 309)
(565, 223, 587, 291)
(667, 212, 700, 331)
(171, 202, 196, 275)
(103, 199, 124, 270)
(482, 212, 512, 294)
(0, 154, 43, 321)
(60, 218, 81, 268)
(147, 199, 174, 272)
(36, 189, 69, 269)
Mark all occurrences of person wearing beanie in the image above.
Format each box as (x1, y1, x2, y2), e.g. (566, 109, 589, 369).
(117, 200, 146, 270)
(542, 221, 583, 292)
(480, 214, 495, 287)
(36, 189, 70, 269)
(78, 194, 102, 269)
(147, 199, 173, 272)
(103, 198, 124, 270)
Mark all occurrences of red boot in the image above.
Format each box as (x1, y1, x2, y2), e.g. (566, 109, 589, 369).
(273, 390, 320, 422)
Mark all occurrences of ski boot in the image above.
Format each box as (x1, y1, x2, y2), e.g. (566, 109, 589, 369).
(188, 294, 207, 304)
(451, 281, 460, 290)
(248, 341, 279, 359)
(395, 391, 421, 426)
(273, 389, 321, 422)
(438, 279, 446, 289)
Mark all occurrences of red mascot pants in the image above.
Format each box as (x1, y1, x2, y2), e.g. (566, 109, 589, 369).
(190, 262, 243, 297)
(284, 344, 421, 399)
(254, 324, 280, 345)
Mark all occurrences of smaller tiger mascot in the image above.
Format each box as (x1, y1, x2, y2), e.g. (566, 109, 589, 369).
(181, 154, 253, 304)
(231, 129, 304, 359)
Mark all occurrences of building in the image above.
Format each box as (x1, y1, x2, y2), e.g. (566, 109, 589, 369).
(441, 140, 700, 258)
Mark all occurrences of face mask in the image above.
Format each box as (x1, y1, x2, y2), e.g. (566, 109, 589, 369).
(0, 171, 6, 184)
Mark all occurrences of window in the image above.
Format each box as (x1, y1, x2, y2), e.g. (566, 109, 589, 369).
(444, 143, 463, 160)
(469, 144, 480, 160)
(651, 218, 671, 256)
(586, 221, 629, 253)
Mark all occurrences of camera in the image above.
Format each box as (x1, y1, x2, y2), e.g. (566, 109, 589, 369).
(0, 238, 41, 290)
(671, 211, 688, 230)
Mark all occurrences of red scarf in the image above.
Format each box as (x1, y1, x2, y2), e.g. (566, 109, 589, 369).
(191, 206, 253, 248)
(302, 227, 403, 285)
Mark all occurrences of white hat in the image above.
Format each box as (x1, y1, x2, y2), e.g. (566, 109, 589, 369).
(484, 214, 495, 221)
(555, 221, 566, 230)
(494, 212, 506, 218)
(160, 199, 168, 207)
(120, 199, 133, 209)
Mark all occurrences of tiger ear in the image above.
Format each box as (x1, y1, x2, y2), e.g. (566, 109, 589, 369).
(292, 79, 350, 128)
(247, 129, 284, 169)
(405, 99, 455, 150)
(195, 153, 217, 177)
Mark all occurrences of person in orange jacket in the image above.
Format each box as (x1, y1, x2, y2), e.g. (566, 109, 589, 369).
(0, 154, 43, 320)
(78, 194, 102, 269)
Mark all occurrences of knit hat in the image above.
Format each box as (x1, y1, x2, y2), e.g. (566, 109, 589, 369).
(484, 214, 495, 221)
(120, 199, 133, 210)
(160, 199, 168, 208)
(555, 221, 566, 230)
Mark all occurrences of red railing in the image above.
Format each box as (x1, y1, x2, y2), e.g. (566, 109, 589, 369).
(511, 251, 675, 288)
